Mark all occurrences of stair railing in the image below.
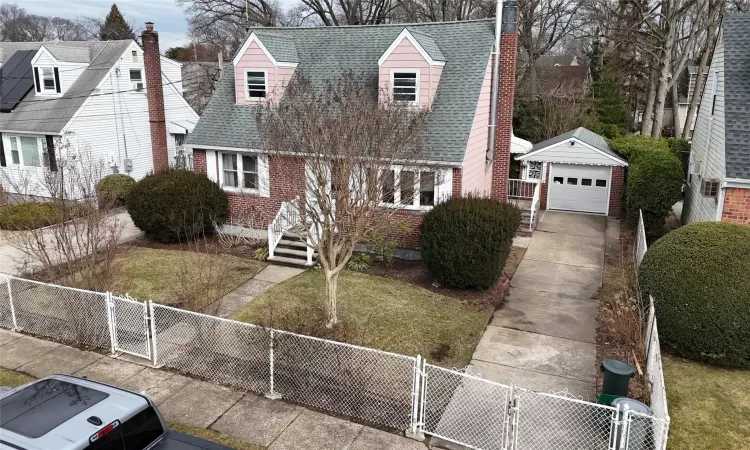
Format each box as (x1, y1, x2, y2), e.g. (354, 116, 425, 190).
(528, 180, 541, 231)
(268, 198, 301, 258)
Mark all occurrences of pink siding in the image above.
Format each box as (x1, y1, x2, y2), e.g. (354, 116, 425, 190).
(379, 38, 442, 108)
(234, 41, 296, 104)
(461, 55, 494, 195)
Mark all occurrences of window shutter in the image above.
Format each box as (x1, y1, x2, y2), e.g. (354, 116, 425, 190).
(0, 132, 6, 167)
(258, 154, 270, 198)
(435, 168, 453, 204)
(53, 68, 61, 93)
(45, 135, 57, 172)
(34, 67, 41, 93)
(205, 150, 218, 183)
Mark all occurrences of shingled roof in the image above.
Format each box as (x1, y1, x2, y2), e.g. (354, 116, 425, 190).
(722, 14, 750, 179)
(188, 19, 496, 164)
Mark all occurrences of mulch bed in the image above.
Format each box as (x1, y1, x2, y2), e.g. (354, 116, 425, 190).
(366, 246, 526, 309)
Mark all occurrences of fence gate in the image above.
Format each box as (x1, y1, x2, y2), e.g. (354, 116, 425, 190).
(109, 294, 151, 360)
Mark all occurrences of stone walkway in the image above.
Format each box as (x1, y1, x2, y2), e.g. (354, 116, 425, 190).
(215, 265, 305, 318)
(0, 328, 426, 450)
(467, 211, 610, 400)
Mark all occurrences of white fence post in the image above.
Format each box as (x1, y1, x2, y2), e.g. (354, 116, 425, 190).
(407, 355, 424, 440)
(148, 300, 159, 366)
(5, 275, 18, 331)
(608, 403, 620, 450)
(105, 291, 116, 355)
(265, 329, 281, 399)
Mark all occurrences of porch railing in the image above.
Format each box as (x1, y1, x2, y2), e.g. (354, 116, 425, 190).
(267, 199, 301, 258)
(508, 179, 537, 199)
(528, 181, 541, 231)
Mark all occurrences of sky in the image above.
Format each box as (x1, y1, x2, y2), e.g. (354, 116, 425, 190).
(12, 0, 193, 48)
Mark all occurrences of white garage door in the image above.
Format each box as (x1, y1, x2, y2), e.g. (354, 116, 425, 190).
(548, 164, 611, 214)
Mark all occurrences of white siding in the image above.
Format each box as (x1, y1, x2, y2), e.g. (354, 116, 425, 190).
(32, 49, 88, 95)
(524, 140, 623, 166)
(683, 35, 726, 224)
(160, 57, 183, 94)
(163, 78, 199, 163)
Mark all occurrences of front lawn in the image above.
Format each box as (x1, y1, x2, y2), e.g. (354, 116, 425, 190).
(664, 356, 750, 449)
(106, 247, 265, 308)
(233, 270, 493, 368)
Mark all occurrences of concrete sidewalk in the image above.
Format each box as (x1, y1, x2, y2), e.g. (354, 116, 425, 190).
(0, 328, 425, 450)
(467, 212, 607, 400)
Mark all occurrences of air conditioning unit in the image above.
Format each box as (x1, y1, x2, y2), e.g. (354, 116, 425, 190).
(135, 83, 144, 92)
(689, 160, 703, 175)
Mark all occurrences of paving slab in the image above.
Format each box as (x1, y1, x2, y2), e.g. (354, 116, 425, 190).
(523, 231, 604, 269)
(119, 368, 191, 406)
(0, 328, 22, 346)
(605, 217, 621, 259)
(158, 380, 244, 428)
(512, 236, 533, 249)
(471, 326, 596, 383)
(211, 394, 303, 447)
(253, 265, 305, 283)
(535, 211, 606, 237)
(269, 410, 363, 450)
(232, 278, 275, 296)
(18, 345, 102, 378)
(511, 259, 601, 298)
(74, 357, 146, 386)
(468, 360, 595, 400)
(349, 427, 426, 450)
(492, 288, 597, 343)
(0, 336, 60, 369)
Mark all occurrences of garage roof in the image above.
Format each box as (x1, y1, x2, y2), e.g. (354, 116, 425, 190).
(516, 127, 627, 166)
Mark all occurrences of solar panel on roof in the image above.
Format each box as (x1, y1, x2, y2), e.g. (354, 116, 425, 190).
(0, 49, 36, 113)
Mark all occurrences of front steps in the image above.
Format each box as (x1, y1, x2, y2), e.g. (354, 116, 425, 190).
(268, 233, 317, 267)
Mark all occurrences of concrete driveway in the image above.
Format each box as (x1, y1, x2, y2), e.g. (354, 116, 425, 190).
(468, 211, 605, 399)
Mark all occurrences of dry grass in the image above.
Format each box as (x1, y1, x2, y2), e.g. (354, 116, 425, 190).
(168, 422, 266, 450)
(0, 368, 34, 388)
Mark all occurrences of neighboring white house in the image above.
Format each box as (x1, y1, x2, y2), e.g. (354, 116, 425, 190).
(0, 34, 198, 200)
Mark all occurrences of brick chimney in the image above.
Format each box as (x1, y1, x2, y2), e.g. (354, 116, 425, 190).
(142, 22, 169, 173)
(491, 0, 519, 202)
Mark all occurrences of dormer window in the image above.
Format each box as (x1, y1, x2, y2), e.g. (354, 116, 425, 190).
(246, 70, 267, 99)
(35, 67, 59, 94)
(391, 70, 419, 104)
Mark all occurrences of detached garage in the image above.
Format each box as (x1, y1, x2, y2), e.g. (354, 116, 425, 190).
(516, 127, 627, 217)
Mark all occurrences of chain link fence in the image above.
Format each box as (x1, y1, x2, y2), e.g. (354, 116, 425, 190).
(110, 295, 151, 359)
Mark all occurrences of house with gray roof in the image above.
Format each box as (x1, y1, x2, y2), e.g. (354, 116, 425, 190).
(187, 3, 534, 265)
(0, 29, 198, 200)
(683, 14, 750, 226)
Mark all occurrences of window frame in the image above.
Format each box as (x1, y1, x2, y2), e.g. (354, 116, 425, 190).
(390, 69, 420, 106)
(129, 68, 144, 91)
(244, 68, 268, 101)
(39, 66, 57, 94)
(7, 135, 48, 168)
(379, 165, 437, 210)
(218, 151, 261, 193)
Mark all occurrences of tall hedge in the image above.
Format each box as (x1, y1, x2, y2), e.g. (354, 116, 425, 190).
(640, 222, 750, 368)
(420, 197, 521, 290)
(126, 170, 228, 243)
(626, 149, 683, 236)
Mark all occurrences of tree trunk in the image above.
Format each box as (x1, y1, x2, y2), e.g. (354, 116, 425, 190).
(651, 29, 675, 138)
(641, 70, 657, 135)
(325, 269, 340, 326)
(671, 84, 682, 138)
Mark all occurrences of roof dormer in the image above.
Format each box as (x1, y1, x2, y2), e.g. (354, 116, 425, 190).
(232, 31, 299, 104)
(31, 46, 61, 96)
(30, 45, 88, 96)
(378, 28, 446, 108)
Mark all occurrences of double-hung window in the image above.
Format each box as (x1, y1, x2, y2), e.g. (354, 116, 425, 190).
(8, 136, 48, 167)
(391, 70, 419, 105)
(381, 167, 436, 208)
(220, 153, 259, 190)
(246, 69, 267, 99)
(39, 67, 57, 94)
(130, 69, 144, 90)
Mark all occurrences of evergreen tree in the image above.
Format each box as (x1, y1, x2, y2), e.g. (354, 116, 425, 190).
(99, 4, 134, 41)
(592, 69, 628, 138)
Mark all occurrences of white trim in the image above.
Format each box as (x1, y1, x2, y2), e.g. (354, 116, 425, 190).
(206, 150, 218, 182)
(547, 162, 611, 215)
(277, 61, 299, 68)
(389, 68, 420, 105)
(378, 165, 442, 210)
(244, 68, 268, 101)
(217, 151, 270, 197)
(30, 45, 58, 66)
(234, 33, 274, 66)
(723, 177, 750, 188)
(377, 28, 446, 67)
(516, 137, 628, 166)
(715, 185, 726, 221)
(37, 66, 60, 96)
(6, 135, 48, 167)
(605, 166, 613, 215)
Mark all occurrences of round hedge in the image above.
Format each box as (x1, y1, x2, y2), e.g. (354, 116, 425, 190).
(639, 222, 750, 368)
(420, 197, 521, 290)
(626, 149, 683, 236)
(96, 174, 135, 208)
(126, 169, 228, 243)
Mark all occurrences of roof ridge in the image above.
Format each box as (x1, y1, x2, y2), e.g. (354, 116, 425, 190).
(248, 17, 494, 31)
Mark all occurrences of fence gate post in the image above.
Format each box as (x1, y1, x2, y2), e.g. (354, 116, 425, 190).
(406, 355, 425, 441)
(148, 301, 159, 367)
(504, 384, 516, 450)
(5, 275, 18, 331)
(105, 292, 116, 355)
(265, 329, 281, 400)
(619, 408, 631, 450)
(609, 403, 621, 450)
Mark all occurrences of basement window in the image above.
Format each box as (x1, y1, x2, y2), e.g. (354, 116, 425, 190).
(391, 70, 419, 104)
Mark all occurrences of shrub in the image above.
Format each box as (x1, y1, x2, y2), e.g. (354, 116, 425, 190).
(96, 174, 135, 208)
(420, 197, 521, 290)
(0, 202, 93, 230)
(126, 169, 228, 243)
(626, 150, 683, 236)
(640, 222, 750, 368)
(346, 253, 372, 272)
(608, 135, 671, 159)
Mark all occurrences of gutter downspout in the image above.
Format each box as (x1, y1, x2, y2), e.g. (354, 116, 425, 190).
(487, 0, 503, 162)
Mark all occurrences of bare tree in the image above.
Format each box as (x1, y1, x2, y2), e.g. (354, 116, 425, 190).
(2, 142, 124, 292)
(515, 81, 595, 142)
(257, 72, 431, 325)
(0, 3, 94, 42)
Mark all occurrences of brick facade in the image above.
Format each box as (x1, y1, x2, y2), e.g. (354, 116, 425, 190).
(608, 166, 625, 218)
(142, 23, 169, 173)
(490, 26, 518, 202)
(721, 186, 750, 224)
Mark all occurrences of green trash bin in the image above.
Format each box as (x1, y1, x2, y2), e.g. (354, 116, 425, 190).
(600, 359, 635, 397)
